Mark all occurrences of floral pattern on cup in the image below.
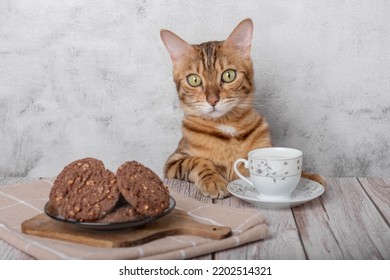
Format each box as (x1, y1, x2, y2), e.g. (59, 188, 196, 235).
(249, 158, 302, 183)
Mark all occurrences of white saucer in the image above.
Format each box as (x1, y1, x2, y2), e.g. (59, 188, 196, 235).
(227, 177, 325, 209)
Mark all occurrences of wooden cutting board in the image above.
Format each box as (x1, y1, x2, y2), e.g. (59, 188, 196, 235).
(21, 209, 231, 248)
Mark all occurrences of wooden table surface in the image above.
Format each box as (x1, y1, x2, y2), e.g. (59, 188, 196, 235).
(1, 176, 389, 260)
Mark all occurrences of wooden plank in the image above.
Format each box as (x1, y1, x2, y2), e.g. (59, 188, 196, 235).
(213, 196, 306, 260)
(0, 177, 38, 186)
(292, 192, 344, 259)
(358, 178, 390, 225)
(165, 179, 213, 204)
(294, 178, 390, 259)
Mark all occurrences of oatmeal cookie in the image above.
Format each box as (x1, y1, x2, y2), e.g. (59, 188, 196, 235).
(116, 161, 170, 217)
(49, 158, 120, 221)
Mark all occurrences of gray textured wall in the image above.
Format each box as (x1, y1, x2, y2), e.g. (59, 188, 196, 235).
(1, 0, 389, 178)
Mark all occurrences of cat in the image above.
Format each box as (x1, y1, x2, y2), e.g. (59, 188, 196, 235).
(160, 18, 325, 198)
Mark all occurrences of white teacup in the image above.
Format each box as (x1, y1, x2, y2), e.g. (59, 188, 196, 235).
(233, 147, 303, 198)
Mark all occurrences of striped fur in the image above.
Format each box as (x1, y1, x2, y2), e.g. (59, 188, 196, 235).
(161, 19, 272, 198)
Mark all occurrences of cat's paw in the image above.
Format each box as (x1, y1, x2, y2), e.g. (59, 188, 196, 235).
(198, 174, 229, 199)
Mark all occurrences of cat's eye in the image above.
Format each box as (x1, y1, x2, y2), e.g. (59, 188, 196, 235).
(221, 69, 236, 83)
(187, 74, 202, 87)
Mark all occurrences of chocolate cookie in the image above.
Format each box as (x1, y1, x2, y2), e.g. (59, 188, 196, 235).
(49, 158, 120, 221)
(116, 161, 170, 217)
(95, 204, 145, 223)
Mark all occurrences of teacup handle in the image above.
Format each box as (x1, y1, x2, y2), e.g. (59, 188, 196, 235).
(233, 158, 254, 187)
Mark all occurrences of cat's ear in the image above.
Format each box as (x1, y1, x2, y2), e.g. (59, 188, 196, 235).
(223, 18, 253, 59)
(160, 30, 195, 64)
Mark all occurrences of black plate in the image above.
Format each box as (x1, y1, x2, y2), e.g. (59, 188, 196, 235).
(44, 196, 176, 230)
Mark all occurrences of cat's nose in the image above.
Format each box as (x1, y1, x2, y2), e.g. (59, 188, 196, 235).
(207, 95, 220, 107)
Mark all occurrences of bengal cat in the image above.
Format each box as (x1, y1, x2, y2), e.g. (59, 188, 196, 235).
(160, 19, 325, 198)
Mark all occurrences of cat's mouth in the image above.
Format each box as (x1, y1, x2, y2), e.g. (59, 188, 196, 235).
(187, 100, 234, 119)
(202, 103, 229, 119)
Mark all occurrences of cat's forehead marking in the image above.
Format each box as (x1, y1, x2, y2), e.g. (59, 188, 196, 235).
(195, 41, 222, 72)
